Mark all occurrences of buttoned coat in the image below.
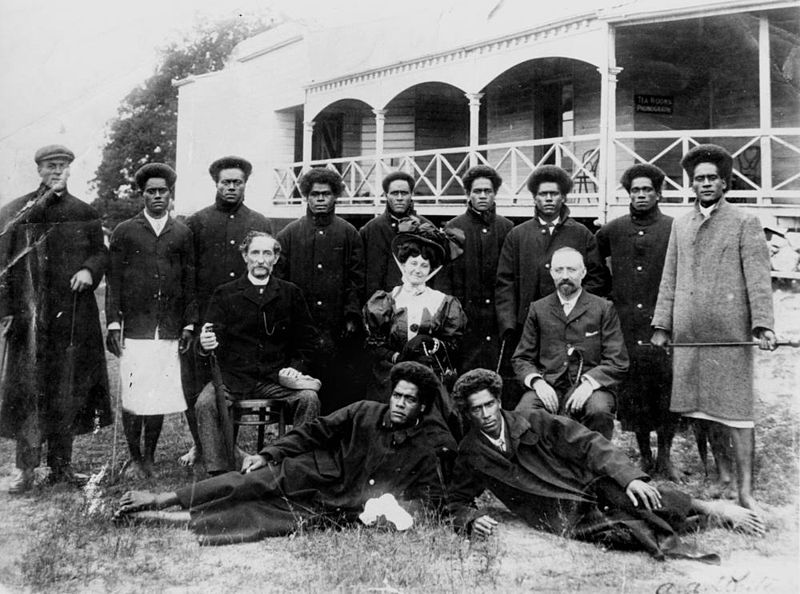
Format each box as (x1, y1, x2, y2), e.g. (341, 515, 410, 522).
(0, 187, 111, 439)
(185, 197, 272, 317)
(448, 409, 644, 532)
(203, 275, 319, 393)
(359, 209, 435, 297)
(175, 401, 455, 544)
(441, 206, 514, 370)
(511, 290, 629, 390)
(495, 205, 609, 336)
(651, 199, 774, 421)
(276, 210, 365, 338)
(106, 211, 198, 339)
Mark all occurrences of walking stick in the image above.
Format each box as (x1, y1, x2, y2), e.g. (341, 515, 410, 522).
(495, 337, 507, 374)
(637, 339, 800, 348)
(210, 351, 236, 470)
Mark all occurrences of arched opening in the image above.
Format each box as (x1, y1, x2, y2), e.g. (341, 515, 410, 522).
(311, 98, 375, 161)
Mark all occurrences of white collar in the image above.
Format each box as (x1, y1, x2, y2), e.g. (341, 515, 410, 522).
(538, 216, 560, 227)
(143, 210, 168, 234)
(247, 273, 270, 286)
(698, 200, 720, 219)
(481, 415, 507, 451)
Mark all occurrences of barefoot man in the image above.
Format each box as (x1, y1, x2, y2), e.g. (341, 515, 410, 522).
(448, 369, 764, 561)
(651, 144, 777, 515)
(115, 362, 455, 545)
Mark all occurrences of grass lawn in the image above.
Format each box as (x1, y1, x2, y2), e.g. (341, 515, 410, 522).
(0, 288, 797, 593)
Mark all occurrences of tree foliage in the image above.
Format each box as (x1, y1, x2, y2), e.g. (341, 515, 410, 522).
(91, 14, 273, 229)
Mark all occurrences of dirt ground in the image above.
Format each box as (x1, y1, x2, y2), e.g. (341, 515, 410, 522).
(0, 288, 798, 593)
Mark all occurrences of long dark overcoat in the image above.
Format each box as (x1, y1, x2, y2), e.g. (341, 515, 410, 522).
(359, 209, 435, 297)
(441, 206, 513, 370)
(185, 197, 272, 317)
(0, 187, 111, 439)
(495, 205, 609, 336)
(652, 199, 774, 421)
(106, 212, 197, 338)
(596, 206, 673, 430)
(203, 275, 319, 393)
(174, 401, 456, 544)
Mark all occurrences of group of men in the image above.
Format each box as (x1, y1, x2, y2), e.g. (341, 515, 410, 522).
(0, 141, 776, 558)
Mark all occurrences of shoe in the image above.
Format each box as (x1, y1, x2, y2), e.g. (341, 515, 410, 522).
(8, 468, 34, 494)
(46, 465, 89, 487)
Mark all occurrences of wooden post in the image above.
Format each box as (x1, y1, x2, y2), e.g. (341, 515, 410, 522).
(373, 108, 386, 205)
(758, 14, 773, 205)
(466, 92, 484, 168)
(597, 21, 621, 225)
(302, 120, 315, 169)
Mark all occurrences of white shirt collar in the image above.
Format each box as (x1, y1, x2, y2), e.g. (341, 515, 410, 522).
(538, 216, 560, 228)
(698, 200, 720, 219)
(247, 273, 270, 286)
(143, 210, 168, 235)
(482, 415, 507, 451)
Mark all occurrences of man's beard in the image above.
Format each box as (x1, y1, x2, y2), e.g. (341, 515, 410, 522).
(557, 280, 578, 297)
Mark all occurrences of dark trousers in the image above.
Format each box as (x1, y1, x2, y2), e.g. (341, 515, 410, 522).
(515, 384, 616, 440)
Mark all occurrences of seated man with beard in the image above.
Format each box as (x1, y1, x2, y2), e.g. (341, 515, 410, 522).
(115, 362, 456, 545)
(447, 369, 765, 562)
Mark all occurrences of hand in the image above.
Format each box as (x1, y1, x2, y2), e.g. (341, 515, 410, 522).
(279, 367, 301, 379)
(70, 269, 93, 292)
(625, 479, 662, 511)
(179, 329, 193, 354)
(471, 515, 498, 538)
(650, 328, 670, 350)
(199, 323, 218, 351)
(756, 328, 778, 351)
(532, 379, 559, 413)
(341, 318, 360, 340)
(241, 454, 268, 473)
(564, 381, 593, 415)
(400, 334, 438, 362)
(106, 329, 122, 357)
(0, 315, 13, 338)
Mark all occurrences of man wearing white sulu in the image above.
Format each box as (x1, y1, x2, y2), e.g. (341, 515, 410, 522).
(106, 163, 197, 479)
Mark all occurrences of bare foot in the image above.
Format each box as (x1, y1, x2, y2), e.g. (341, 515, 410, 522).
(124, 510, 191, 527)
(117, 490, 159, 515)
(121, 459, 146, 481)
(705, 500, 765, 536)
(178, 446, 199, 467)
(707, 478, 736, 500)
(141, 458, 155, 477)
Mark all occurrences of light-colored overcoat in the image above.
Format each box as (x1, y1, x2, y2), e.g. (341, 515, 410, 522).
(652, 199, 773, 421)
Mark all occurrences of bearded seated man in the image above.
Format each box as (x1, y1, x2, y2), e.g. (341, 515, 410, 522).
(447, 369, 765, 562)
(115, 362, 456, 545)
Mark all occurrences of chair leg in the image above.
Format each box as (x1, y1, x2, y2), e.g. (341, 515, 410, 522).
(257, 407, 266, 451)
(278, 406, 286, 437)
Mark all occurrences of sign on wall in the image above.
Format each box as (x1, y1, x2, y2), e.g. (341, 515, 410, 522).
(635, 94, 674, 115)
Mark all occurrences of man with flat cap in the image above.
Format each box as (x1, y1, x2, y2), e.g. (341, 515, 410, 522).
(180, 156, 272, 467)
(106, 163, 197, 479)
(495, 164, 608, 405)
(652, 144, 776, 516)
(0, 144, 111, 493)
(596, 163, 678, 479)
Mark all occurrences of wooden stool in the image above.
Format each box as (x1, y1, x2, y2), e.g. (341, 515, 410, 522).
(231, 399, 287, 451)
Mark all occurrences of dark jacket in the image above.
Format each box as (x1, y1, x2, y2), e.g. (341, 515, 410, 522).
(276, 209, 365, 338)
(495, 205, 609, 335)
(203, 275, 319, 393)
(0, 187, 111, 438)
(511, 290, 629, 390)
(441, 206, 514, 370)
(185, 196, 272, 317)
(106, 211, 198, 339)
(448, 409, 644, 532)
(595, 206, 673, 349)
(359, 209, 434, 297)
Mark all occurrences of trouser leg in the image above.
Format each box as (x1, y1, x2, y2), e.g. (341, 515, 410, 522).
(513, 389, 548, 415)
(15, 414, 41, 470)
(579, 389, 616, 441)
(45, 430, 73, 473)
(180, 346, 208, 449)
(251, 383, 320, 428)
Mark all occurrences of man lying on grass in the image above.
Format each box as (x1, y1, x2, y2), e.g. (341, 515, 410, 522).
(115, 362, 456, 545)
(447, 369, 765, 562)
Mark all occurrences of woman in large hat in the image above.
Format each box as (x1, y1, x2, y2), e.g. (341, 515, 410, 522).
(363, 216, 466, 435)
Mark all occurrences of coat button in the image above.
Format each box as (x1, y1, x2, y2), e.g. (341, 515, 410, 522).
(230, 240, 235, 245)
(317, 263, 323, 269)
(229, 215, 235, 219)
(316, 300, 322, 306)
(229, 272, 235, 277)
(544, 263, 550, 269)
(369, 479, 375, 485)
(638, 230, 644, 235)
(636, 266, 642, 271)
(636, 303, 643, 308)
(485, 336, 492, 341)
(485, 298, 491, 304)
(318, 230, 324, 235)
(410, 323, 419, 332)
(482, 228, 488, 234)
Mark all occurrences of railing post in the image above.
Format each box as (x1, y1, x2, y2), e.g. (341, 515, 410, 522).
(466, 92, 484, 168)
(597, 21, 621, 225)
(373, 108, 386, 207)
(758, 14, 773, 205)
(302, 120, 315, 170)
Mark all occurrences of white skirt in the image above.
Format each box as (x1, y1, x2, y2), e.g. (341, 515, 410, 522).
(119, 338, 186, 415)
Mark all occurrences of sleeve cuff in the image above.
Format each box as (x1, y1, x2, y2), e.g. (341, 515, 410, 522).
(524, 373, 542, 389)
(107, 322, 121, 331)
(183, 324, 194, 332)
(582, 375, 600, 391)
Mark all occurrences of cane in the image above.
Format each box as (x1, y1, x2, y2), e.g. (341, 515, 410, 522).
(495, 337, 507, 374)
(638, 339, 800, 348)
